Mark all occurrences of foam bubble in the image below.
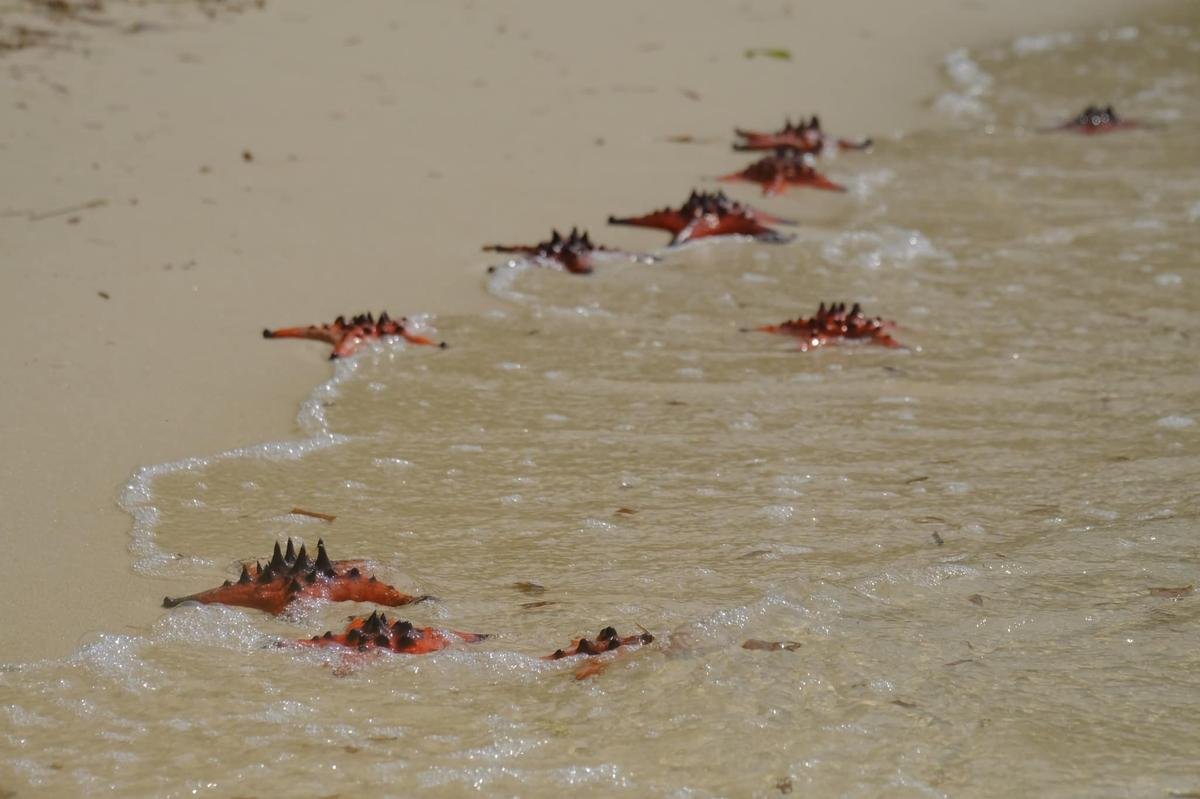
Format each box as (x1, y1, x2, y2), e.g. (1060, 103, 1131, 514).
(822, 227, 938, 270)
(935, 48, 993, 120)
(1157, 415, 1194, 429)
(1012, 31, 1075, 55)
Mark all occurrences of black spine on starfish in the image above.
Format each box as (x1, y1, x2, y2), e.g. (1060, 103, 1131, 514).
(315, 539, 335, 577)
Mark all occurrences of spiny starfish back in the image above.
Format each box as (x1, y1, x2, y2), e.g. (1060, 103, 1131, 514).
(543, 626, 655, 679)
(755, 302, 903, 351)
(608, 189, 796, 245)
(1050, 105, 1141, 134)
(734, 114, 873, 154)
(162, 538, 432, 614)
(262, 311, 446, 359)
(719, 150, 846, 196)
(483, 227, 619, 274)
(298, 610, 488, 654)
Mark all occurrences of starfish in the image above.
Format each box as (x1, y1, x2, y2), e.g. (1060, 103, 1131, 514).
(719, 150, 846, 196)
(296, 611, 488, 655)
(483, 227, 651, 275)
(753, 302, 903, 351)
(162, 538, 433, 615)
(262, 311, 446, 359)
(544, 626, 655, 679)
(608, 189, 796, 246)
(1045, 105, 1142, 134)
(734, 114, 873, 154)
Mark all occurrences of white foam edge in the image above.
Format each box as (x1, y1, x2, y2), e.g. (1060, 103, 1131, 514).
(117, 354, 371, 575)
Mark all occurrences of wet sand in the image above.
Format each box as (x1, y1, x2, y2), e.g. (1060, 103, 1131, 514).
(0, 0, 1178, 660)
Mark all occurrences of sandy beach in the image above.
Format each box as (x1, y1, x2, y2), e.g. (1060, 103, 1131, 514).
(0, 0, 1180, 662)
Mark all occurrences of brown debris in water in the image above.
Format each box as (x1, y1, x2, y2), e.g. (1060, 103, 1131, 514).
(742, 639, 802, 652)
(968, 593, 984, 606)
(291, 507, 336, 522)
(1148, 585, 1193, 599)
(513, 581, 545, 594)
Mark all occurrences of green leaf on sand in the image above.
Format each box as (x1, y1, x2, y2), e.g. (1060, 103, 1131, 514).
(744, 47, 792, 61)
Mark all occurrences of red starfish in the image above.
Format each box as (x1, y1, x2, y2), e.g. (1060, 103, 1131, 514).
(734, 114, 873, 154)
(544, 626, 655, 679)
(1045, 105, 1142, 134)
(608, 189, 795, 246)
(262, 311, 445, 359)
(162, 539, 432, 615)
(483, 227, 646, 275)
(719, 150, 846, 196)
(754, 302, 903, 351)
(296, 611, 488, 655)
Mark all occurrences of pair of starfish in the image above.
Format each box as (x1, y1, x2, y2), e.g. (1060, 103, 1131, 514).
(481, 190, 795, 275)
(753, 301, 903, 351)
(720, 113, 872, 196)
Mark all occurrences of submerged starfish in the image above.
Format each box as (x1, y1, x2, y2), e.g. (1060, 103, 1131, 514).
(608, 189, 795, 246)
(262, 311, 445, 359)
(753, 302, 903, 351)
(483, 227, 651, 275)
(296, 611, 488, 655)
(719, 150, 846, 196)
(1045, 105, 1143, 134)
(734, 114, 873, 154)
(544, 626, 655, 679)
(163, 539, 432, 615)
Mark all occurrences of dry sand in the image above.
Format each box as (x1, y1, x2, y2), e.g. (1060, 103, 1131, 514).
(0, 0, 1173, 660)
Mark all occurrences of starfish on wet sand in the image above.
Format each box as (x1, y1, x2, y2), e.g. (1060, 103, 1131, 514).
(1046, 104, 1142, 134)
(162, 539, 433, 615)
(719, 150, 846, 196)
(297, 611, 488, 654)
(608, 189, 796, 246)
(544, 626, 655, 679)
(734, 114, 873, 154)
(753, 302, 903, 351)
(483, 227, 653, 275)
(262, 311, 446, 359)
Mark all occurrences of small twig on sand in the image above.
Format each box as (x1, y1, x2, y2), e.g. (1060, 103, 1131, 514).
(291, 507, 336, 522)
(26, 198, 107, 221)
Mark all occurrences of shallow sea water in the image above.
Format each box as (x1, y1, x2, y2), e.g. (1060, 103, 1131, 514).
(3, 22, 1199, 799)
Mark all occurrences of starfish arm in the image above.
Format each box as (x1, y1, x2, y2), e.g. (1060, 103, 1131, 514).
(608, 209, 688, 235)
(163, 580, 292, 615)
(400, 330, 441, 346)
(261, 325, 336, 344)
(873, 332, 905, 348)
(668, 218, 703, 246)
(330, 333, 366, 359)
(560, 251, 594, 275)
(745, 207, 797, 226)
(837, 137, 873, 151)
(482, 244, 538, 254)
(320, 575, 428, 606)
(763, 175, 790, 196)
(803, 172, 847, 192)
